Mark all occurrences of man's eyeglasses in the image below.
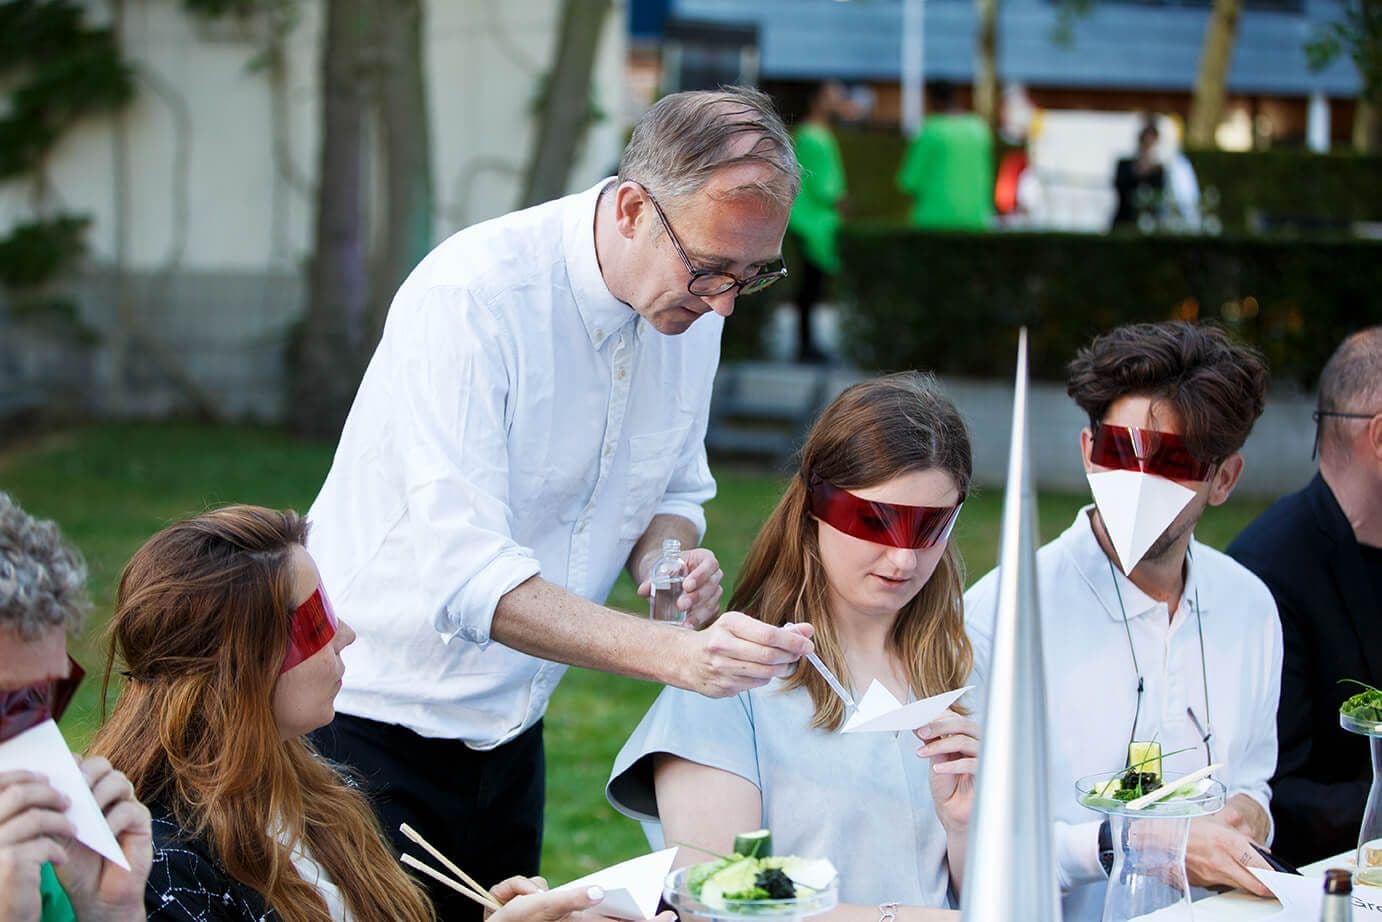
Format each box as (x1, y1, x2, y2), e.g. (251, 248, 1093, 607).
(0, 655, 84, 744)
(1311, 409, 1380, 460)
(640, 186, 788, 298)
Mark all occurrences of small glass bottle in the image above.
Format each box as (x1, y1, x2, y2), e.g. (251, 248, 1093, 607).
(649, 538, 687, 624)
(1320, 868, 1353, 922)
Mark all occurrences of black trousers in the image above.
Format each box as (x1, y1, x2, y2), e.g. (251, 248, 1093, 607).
(310, 713, 545, 922)
(793, 252, 827, 361)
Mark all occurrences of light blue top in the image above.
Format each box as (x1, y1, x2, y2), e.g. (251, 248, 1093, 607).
(606, 677, 955, 909)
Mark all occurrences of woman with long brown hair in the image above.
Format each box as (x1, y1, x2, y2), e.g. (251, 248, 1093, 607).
(89, 506, 621, 922)
(608, 373, 980, 920)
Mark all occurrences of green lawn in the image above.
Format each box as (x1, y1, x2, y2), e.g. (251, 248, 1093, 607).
(0, 424, 1270, 881)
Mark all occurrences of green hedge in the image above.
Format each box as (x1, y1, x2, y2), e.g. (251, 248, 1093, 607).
(1185, 150, 1382, 232)
(836, 228, 1382, 388)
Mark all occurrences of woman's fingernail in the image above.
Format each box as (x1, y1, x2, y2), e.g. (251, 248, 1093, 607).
(587, 886, 605, 902)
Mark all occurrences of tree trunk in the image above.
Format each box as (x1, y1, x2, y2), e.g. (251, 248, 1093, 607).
(295, 0, 371, 436)
(520, 0, 611, 209)
(974, 0, 1000, 131)
(1187, 0, 1242, 148)
(1356, 96, 1382, 153)
(370, 0, 433, 342)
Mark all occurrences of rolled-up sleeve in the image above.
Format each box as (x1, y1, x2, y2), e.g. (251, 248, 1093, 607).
(652, 418, 716, 542)
(395, 286, 541, 647)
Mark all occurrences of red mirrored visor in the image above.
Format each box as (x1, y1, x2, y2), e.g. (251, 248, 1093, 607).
(808, 477, 963, 549)
(1090, 423, 1215, 482)
(281, 586, 339, 674)
(0, 656, 84, 745)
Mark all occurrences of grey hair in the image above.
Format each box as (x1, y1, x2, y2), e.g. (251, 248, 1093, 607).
(1318, 326, 1382, 456)
(0, 492, 89, 640)
(618, 86, 800, 208)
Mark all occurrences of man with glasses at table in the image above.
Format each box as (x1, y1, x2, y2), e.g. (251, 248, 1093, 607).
(1228, 326, 1382, 866)
(0, 491, 151, 922)
(964, 322, 1282, 920)
(305, 87, 816, 919)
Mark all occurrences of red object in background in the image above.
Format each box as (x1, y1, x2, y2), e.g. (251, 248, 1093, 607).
(994, 149, 1028, 214)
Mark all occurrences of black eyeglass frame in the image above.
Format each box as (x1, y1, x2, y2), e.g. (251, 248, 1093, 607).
(1311, 409, 1380, 460)
(639, 185, 788, 298)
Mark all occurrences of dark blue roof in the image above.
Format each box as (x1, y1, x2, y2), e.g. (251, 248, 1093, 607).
(667, 0, 1360, 95)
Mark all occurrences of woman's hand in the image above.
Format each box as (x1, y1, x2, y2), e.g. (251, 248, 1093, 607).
(915, 709, 980, 834)
(487, 875, 675, 922)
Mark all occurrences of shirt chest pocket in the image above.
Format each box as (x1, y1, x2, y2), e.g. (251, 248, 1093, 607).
(618, 420, 693, 541)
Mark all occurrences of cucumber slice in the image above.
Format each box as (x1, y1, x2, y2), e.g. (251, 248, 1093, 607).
(1127, 741, 1163, 782)
(733, 829, 773, 858)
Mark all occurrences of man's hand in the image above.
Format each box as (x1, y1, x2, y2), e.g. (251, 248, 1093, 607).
(674, 613, 814, 698)
(0, 769, 75, 922)
(637, 547, 724, 628)
(55, 756, 152, 922)
(1184, 813, 1272, 897)
(487, 875, 675, 922)
(915, 710, 980, 834)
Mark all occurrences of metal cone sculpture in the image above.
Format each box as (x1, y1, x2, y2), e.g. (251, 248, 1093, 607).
(960, 329, 1062, 921)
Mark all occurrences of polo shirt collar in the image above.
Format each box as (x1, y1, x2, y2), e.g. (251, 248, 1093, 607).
(563, 178, 638, 350)
(1061, 504, 1207, 623)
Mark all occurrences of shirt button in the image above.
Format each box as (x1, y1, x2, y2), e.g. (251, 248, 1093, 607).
(617, 367, 627, 380)
(604, 443, 613, 457)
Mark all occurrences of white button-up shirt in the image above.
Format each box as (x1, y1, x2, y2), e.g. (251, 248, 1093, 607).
(307, 180, 720, 749)
(964, 507, 1282, 922)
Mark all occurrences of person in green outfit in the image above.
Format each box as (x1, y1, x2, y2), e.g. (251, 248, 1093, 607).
(787, 81, 848, 363)
(0, 491, 151, 922)
(896, 81, 994, 231)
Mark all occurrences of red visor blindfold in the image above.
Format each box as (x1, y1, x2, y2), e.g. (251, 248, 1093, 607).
(808, 476, 963, 549)
(281, 586, 339, 674)
(0, 656, 84, 745)
(1090, 424, 1216, 482)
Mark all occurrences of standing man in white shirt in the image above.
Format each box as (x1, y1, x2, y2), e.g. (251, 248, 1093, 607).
(965, 322, 1282, 921)
(305, 87, 815, 919)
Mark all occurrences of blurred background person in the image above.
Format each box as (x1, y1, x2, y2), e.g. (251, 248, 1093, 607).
(1112, 118, 1165, 229)
(897, 81, 994, 231)
(1228, 326, 1382, 866)
(786, 81, 848, 364)
(0, 492, 151, 922)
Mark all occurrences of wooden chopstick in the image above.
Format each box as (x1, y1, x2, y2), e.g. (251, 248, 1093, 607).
(400, 854, 501, 910)
(398, 823, 501, 910)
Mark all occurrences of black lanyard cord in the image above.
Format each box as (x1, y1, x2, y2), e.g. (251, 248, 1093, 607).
(1107, 548, 1214, 767)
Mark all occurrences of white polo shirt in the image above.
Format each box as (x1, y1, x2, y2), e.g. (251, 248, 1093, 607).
(964, 507, 1282, 922)
(307, 180, 721, 749)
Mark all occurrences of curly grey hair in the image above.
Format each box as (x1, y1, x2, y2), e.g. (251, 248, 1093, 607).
(0, 492, 89, 640)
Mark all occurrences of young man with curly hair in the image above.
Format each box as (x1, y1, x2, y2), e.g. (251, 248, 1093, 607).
(965, 322, 1282, 920)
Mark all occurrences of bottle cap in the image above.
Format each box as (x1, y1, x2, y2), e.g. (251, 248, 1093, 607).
(1323, 868, 1353, 895)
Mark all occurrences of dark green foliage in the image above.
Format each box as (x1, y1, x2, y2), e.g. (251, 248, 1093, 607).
(1185, 150, 1382, 232)
(0, 0, 134, 180)
(0, 214, 89, 289)
(836, 228, 1382, 388)
(755, 869, 797, 900)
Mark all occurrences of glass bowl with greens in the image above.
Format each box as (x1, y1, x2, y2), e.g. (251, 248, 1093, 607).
(1339, 680, 1382, 737)
(663, 841, 838, 922)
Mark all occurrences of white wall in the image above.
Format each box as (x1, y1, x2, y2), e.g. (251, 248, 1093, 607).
(0, 0, 630, 274)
